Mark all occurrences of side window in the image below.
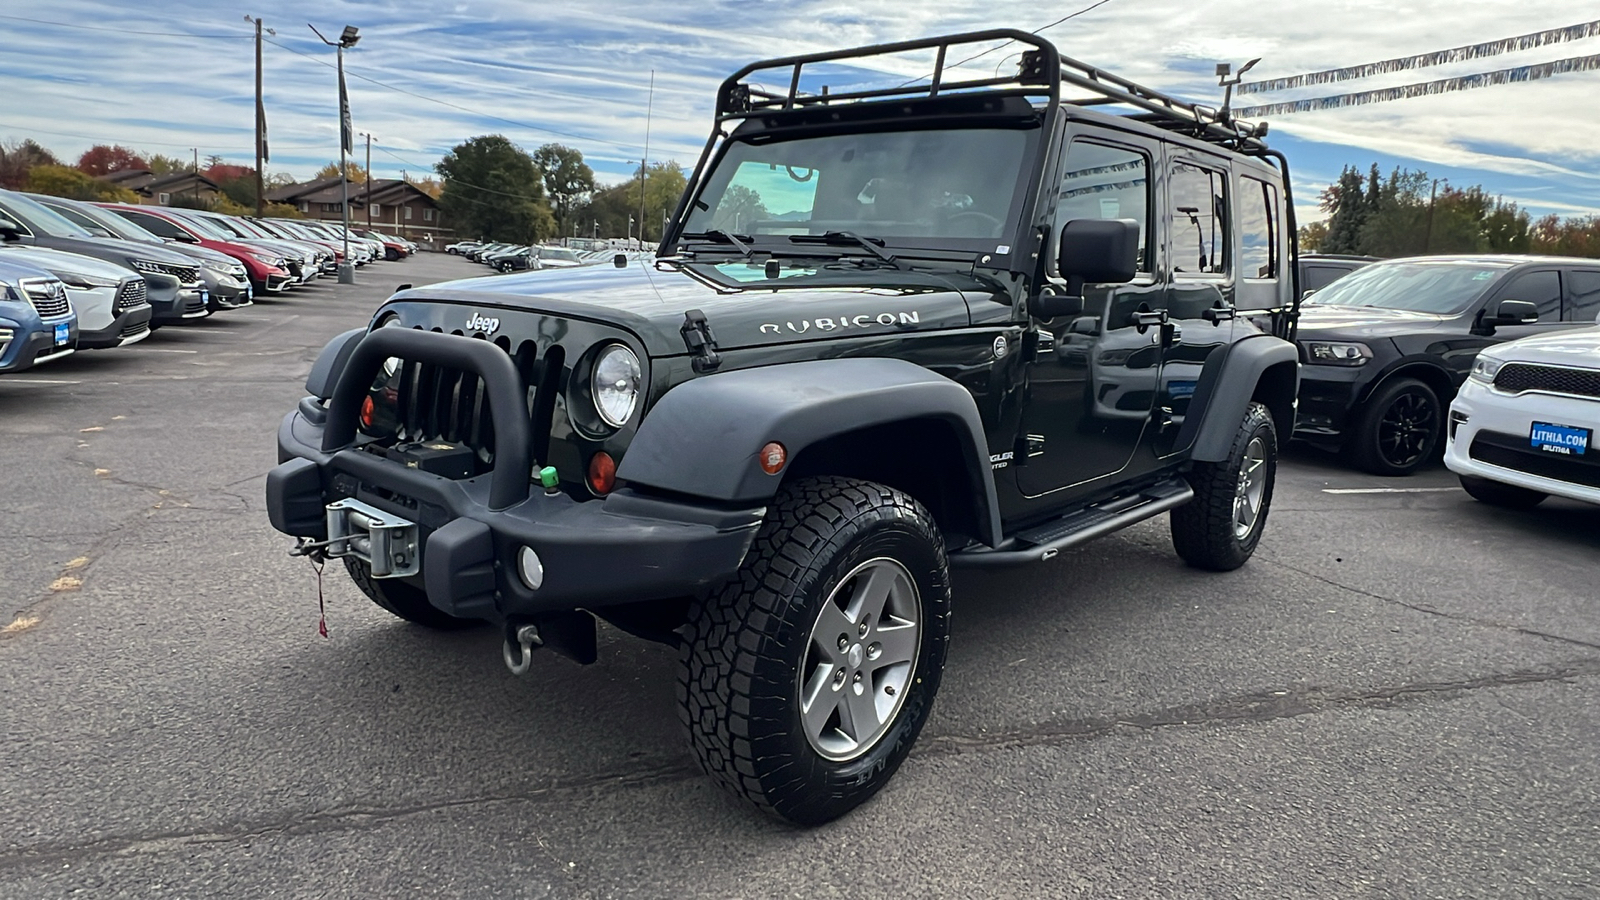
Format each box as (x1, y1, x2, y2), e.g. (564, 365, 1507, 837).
(1499, 270, 1561, 322)
(1169, 160, 1228, 276)
(122, 212, 183, 240)
(1055, 141, 1150, 272)
(1302, 265, 1348, 293)
(1238, 177, 1278, 279)
(1568, 270, 1600, 322)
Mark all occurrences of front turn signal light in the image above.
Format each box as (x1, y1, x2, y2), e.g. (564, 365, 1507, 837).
(759, 442, 787, 475)
(588, 451, 617, 495)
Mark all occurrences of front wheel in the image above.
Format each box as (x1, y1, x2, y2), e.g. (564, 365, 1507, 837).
(678, 477, 950, 826)
(1349, 378, 1442, 476)
(1171, 401, 1278, 571)
(1459, 475, 1547, 509)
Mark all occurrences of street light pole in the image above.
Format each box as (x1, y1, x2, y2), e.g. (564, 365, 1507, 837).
(310, 23, 360, 284)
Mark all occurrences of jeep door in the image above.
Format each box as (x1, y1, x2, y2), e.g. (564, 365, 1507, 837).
(1015, 131, 1164, 498)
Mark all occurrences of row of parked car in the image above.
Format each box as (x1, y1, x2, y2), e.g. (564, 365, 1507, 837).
(0, 188, 412, 373)
(444, 240, 633, 273)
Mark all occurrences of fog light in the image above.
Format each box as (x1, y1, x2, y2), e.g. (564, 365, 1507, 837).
(759, 441, 787, 475)
(587, 451, 616, 495)
(518, 546, 545, 591)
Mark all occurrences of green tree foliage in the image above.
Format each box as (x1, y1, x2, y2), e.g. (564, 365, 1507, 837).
(24, 164, 138, 202)
(575, 162, 688, 243)
(147, 153, 191, 175)
(533, 143, 594, 237)
(1318, 166, 1370, 254)
(435, 135, 554, 242)
(1531, 215, 1600, 257)
(0, 139, 60, 190)
(713, 184, 771, 232)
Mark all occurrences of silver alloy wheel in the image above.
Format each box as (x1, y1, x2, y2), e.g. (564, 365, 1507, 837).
(1233, 436, 1267, 540)
(799, 557, 921, 762)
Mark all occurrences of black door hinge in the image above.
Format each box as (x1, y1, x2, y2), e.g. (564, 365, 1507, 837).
(680, 308, 722, 374)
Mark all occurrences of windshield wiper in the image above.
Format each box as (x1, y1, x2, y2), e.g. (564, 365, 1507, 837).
(789, 231, 902, 268)
(680, 230, 754, 259)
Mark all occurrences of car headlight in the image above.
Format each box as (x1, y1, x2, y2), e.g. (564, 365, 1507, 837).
(592, 344, 642, 428)
(1469, 355, 1505, 384)
(1302, 341, 1373, 366)
(56, 271, 121, 290)
(246, 251, 278, 266)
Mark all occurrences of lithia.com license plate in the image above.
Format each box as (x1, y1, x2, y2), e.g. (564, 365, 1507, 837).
(1529, 421, 1590, 455)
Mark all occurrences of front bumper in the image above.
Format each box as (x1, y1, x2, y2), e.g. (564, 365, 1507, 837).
(79, 303, 153, 349)
(1292, 365, 1369, 442)
(1445, 379, 1600, 505)
(265, 328, 764, 622)
(0, 319, 75, 372)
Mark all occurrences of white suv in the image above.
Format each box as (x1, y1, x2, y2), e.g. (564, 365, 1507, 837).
(1445, 318, 1600, 507)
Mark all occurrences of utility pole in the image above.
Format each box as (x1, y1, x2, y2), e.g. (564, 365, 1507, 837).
(191, 147, 199, 202)
(639, 69, 653, 246)
(310, 23, 361, 283)
(250, 16, 265, 217)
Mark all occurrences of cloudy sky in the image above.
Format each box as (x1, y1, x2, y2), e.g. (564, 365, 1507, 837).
(2, 0, 1598, 224)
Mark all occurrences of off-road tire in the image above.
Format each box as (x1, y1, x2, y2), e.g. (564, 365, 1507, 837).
(343, 558, 477, 630)
(1171, 401, 1277, 572)
(1349, 378, 1443, 476)
(677, 476, 951, 826)
(1459, 475, 1547, 510)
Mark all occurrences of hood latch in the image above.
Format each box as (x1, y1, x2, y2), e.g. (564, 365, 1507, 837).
(680, 308, 722, 374)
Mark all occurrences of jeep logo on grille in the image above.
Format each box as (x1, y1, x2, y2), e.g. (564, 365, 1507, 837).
(465, 313, 501, 334)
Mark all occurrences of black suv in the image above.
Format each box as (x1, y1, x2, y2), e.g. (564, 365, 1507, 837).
(1298, 253, 1376, 295)
(267, 31, 1303, 824)
(1294, 255, 1600, 474)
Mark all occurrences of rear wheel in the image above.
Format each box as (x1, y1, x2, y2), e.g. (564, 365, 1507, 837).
(1349, 378, 1442, 476)
(343, 558, 477, 630)
(1171, 401, 1277, 572)
(1459, 475, 1547, 510)
(678, 477, 950, 825)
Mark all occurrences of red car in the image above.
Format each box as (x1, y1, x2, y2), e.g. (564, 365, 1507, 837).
(97, 204, 293, 294)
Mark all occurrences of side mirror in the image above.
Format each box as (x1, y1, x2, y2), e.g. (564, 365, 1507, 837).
(1031, 218, 1139, 318)
(1489, 299, 1538, 325)
(1300, 288, 1317, 301)
(174, 232, 200, 244)
(0, 217, 21, 242)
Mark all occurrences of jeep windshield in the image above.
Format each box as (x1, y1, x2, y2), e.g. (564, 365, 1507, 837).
(681, 126, 1035, 257)
(1306, 260, 1510, 315)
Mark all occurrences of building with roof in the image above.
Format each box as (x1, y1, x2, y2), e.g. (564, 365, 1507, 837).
(267, 177, 446, 246)
(103, 169, 222, 206)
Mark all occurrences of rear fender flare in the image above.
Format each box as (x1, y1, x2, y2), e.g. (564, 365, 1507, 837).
(616, 358, 1003, 546)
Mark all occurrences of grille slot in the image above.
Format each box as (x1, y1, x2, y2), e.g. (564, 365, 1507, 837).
(21, 279, 70, 318)
(136, 262, 199, 283)
(115, 279, 149, 313)
(1493, 362, 1600, 400)
(1470, 434, 1600, 488)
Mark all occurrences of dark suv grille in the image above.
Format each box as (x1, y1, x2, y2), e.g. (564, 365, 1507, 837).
(1493, 363, 1600, 400)
(375, 329, 564, 476)
(21, 279, 70, 318)
(115, 279, 149, 313)
(137, 261, 200, 284)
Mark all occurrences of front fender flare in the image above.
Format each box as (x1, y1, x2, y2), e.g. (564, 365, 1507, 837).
(1182, 335, 1300, 462)
(616, 358, 1003, 546)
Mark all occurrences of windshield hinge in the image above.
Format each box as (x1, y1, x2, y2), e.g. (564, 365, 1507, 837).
(680, 308, 722, 374)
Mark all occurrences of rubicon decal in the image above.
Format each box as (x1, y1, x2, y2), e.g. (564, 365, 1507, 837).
(466, 313, 501, 334)
(759, 311, 921, 335)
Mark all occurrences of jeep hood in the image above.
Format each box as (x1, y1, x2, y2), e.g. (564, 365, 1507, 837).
(389, 260, 982, 357)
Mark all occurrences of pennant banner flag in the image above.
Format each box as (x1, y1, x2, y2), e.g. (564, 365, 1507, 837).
(339, 66, 353, 154)
(1238, 19, 1600, 95)
(1235, 52, 1600, 117)
(257, 95, 269, 163)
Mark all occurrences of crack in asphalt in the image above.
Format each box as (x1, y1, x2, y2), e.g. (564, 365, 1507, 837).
(3, 660, 1594, 871)
(1258, 556, 1600, 653)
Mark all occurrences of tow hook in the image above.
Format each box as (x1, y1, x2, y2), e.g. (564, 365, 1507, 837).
(502, 623, 543, 675)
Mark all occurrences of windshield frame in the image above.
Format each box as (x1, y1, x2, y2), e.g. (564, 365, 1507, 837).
(670, 119, 1043, 265)
(1307, 260, 1513, 315)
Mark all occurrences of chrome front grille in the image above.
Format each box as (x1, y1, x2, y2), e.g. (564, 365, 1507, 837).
(21, 278, 70, 318)
(1494, 363, 1600, 400)
(134, 261, 200, 283)
(115, 279, 149, 313)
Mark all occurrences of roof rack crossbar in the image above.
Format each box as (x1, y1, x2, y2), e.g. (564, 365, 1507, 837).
(1057, 54, 1269, 150)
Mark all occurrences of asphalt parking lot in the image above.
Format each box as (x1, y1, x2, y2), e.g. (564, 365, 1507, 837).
(2, 253, 1597, 899)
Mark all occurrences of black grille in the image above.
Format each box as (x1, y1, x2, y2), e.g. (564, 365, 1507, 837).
(376, 330, 562, 478)
(1493, 363, 1600, 400)
(137, 261, 199, 283)
(21, 279, 70, 318)
(121, 320, 150, 339)
(1470, 433, 1600, 488)
(115, 279, 149, 313)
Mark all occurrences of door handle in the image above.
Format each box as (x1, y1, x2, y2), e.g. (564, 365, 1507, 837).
(1130, 308, 1168, 332)
(1202, 304, 1237, 323)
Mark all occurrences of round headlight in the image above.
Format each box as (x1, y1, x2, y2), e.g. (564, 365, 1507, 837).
(592, 344, 641, 428)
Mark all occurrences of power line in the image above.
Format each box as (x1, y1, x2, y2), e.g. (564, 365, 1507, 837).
(897, 0, 1119, 88)
(1240, 19, 1600, 94)
(0, 13, 246, 39)
(262, 37, 640, 151)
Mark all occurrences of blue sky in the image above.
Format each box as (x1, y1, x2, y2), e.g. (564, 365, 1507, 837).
(2, 0, 1598, 225)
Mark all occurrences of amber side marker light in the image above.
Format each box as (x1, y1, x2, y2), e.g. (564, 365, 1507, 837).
(759, 442, 787, 475)
(359, 395, 376, 429)
(588, 451, 617, 495)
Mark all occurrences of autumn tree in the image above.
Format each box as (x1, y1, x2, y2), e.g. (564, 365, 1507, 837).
(314, 161, 366, 184)
(576, 161, 687, 243)
(25, 164, 138, 202)
(77, 144, 148, 176)
(147, 153, 190, 175)
(0, 139, 58, 189)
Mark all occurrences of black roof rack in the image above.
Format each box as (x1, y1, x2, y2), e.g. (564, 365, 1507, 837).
(714, 29, 1271, 154)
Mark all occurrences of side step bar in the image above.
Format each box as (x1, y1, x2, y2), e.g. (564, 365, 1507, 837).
(949, 478, 1194, 568)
